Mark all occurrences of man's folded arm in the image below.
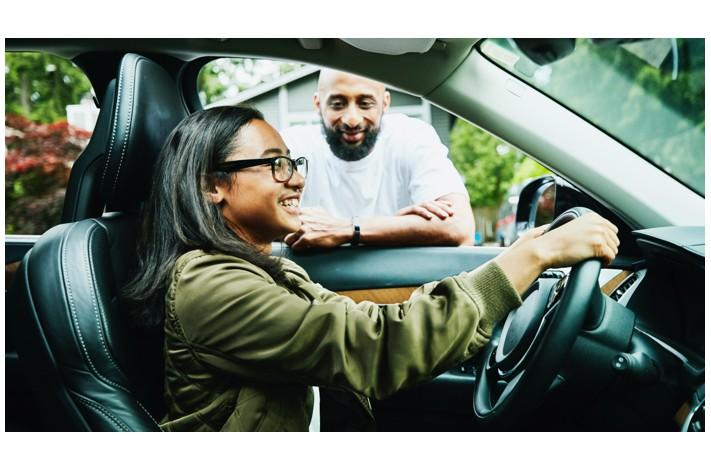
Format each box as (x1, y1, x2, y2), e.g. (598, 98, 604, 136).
(285, 192, 475, 249)
(361, 192, 475, 246)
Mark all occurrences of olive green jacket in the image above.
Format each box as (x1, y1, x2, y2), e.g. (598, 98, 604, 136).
(160, 250, 521, 431)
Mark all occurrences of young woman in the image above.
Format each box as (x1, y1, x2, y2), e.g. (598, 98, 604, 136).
(124, 106, 619, 431)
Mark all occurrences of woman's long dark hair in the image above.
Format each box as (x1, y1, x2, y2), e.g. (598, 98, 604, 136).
(124, 106, 291, 328)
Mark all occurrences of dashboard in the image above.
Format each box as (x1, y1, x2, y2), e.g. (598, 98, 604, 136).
(601, 226, 704, 431)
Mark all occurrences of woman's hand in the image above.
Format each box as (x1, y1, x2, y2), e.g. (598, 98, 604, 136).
(509, 225, 547, 250)
(494, 212, 619, 296)
(535, 212, 620, 268)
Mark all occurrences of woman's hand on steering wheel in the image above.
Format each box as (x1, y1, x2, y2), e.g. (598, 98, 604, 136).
(495, 212, 620, 296)
(537, 212, 620, 268)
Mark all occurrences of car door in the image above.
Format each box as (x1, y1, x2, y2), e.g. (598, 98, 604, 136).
(278, 243, 506, 431)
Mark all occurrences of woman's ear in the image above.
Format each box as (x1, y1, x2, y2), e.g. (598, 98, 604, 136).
(206, 187, 224, 205)
(203, 175, 227, 205)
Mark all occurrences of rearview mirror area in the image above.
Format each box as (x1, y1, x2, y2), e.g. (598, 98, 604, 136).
(511, 38, 576, 66)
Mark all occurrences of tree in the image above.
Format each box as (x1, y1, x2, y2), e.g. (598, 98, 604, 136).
(5, 52, 94, 234)
(5, 52, 92, 124)
(5, 114, 91, 234)
(197, 58, 303, 105)
(449, 119, 549, 241)
(450, 119, 549, 207)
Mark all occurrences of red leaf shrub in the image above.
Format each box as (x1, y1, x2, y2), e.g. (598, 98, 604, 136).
(5, 114, 92, 234)
(5, 113, 91, 175)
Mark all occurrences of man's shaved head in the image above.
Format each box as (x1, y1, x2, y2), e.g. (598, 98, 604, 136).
(317, 69, 387, 98)
(314, 69, 391, 162)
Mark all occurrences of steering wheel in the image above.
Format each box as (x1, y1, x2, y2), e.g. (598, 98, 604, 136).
(473, 207, 605, 425)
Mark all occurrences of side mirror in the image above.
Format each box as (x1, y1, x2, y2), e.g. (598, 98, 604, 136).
(514, 175, 557, 240)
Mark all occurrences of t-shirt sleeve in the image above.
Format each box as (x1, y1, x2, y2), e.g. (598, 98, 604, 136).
(403, 119, 468, 204)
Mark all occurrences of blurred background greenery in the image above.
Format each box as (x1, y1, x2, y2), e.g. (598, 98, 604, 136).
(5, 53, 93, 234)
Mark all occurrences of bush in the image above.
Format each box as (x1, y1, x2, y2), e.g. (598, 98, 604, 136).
(5, 114, 90, 234)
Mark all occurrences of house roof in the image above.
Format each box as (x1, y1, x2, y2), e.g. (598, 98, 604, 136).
(205, 64, 320, 108)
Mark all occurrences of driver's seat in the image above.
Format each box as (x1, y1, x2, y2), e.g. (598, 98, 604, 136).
(8, 53, 188, 431)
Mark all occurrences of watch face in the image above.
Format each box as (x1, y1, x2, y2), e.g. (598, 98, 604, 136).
(351, 217, 361, 246)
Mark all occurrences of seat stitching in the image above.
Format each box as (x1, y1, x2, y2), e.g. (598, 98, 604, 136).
(74, 396, 129, 431)
(134, 398, 160, 427)
(85, 220, 162, 427)
(111, 57, 140, 195)
(85, 225, 122, 373)
(61, 224, 125, 393)
(100, 55, 129, 188)
(74, 395, 131, 431)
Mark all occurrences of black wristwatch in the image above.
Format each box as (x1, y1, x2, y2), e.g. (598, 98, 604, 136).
(350, 216, 361, 246)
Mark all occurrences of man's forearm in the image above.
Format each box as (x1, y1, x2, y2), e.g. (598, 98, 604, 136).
(360, 214, 473, 246)
(286, 196, 475, 250)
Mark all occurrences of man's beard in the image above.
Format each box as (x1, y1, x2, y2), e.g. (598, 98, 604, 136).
(322, 120, 380, 162)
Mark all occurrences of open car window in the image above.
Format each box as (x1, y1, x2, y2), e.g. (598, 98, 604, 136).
(480, 38, 705, 195)
(195, 57, 551, 247)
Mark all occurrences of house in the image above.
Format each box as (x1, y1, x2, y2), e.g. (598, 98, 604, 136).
(206, 65, 456, 147)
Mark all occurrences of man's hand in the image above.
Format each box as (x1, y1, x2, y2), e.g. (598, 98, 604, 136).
(397, 199, 454, 220)
(284, 207, 353, 250)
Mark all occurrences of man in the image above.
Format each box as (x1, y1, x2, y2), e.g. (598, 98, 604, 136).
(281, 69, 475, 250)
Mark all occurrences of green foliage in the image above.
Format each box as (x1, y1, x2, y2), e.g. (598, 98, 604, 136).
(5, 116, 89, 234)
(5, 52, 92, 123)
(5, 171, 66, 234)
(450, 119, 549, 209)
(5, 51, 93, 234)
(197, 58, 303, 105)
(513, 157, 550, 184)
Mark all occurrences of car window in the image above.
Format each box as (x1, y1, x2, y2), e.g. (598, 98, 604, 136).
(197, 58, 549, 247)
(5, 52, 96, 235)
(479, 38, 705, 195)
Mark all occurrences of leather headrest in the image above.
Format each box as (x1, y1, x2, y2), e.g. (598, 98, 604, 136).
(100, 54, 188, 212)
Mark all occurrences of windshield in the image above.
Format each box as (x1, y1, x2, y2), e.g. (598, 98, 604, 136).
(480, 38, 705, 195)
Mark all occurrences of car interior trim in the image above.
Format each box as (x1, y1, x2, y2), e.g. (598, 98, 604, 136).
(337, 287, 418, 304)
(600, 270, 633, 296)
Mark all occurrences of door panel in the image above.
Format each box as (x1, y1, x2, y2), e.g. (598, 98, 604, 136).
(338, 286, 418, 304)
(277, 243, 503, 289)
(276, 243, 504, 431)
(5, 235, 44, 431)
(5, 235, 39, 264)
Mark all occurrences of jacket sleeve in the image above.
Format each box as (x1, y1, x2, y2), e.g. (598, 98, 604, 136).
(168, 253, 521, 400)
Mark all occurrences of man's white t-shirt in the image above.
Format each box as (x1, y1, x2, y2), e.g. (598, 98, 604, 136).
(281, 113, 467, 219)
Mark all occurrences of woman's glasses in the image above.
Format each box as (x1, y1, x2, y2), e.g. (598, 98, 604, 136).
(214, 156, 308, 183)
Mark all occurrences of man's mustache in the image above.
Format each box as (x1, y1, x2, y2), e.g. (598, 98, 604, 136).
(335, 125, 369, 134)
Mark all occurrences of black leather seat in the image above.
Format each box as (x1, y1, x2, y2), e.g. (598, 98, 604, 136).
(60, 78, 117, 222)
(9, 53, 188, 431)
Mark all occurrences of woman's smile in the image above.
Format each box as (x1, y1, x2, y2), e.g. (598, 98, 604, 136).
(279, 195, 301, 214)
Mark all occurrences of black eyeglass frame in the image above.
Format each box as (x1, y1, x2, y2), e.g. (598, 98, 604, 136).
(213, 156, 308, 183)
